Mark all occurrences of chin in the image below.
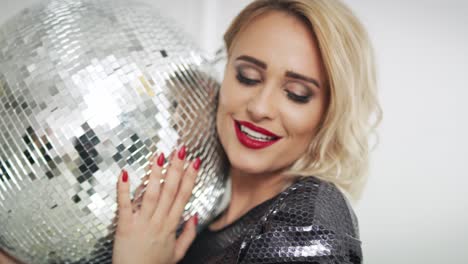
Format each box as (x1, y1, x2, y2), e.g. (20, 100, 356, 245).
(227, 154, 272, 176)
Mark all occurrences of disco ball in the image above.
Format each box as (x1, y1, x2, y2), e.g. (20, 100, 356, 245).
(0, 0, 229, 263)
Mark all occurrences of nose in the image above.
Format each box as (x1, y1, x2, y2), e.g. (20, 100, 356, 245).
(246, 84, 278, 122)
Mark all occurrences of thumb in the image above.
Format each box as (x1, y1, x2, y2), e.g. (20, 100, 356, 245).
(174, 214, 198, 262)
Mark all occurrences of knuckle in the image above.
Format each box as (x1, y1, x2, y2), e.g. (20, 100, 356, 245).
(150, 166, 161, 176)
(118, 184, 127, 193)
(164, 185, 176, 197)
(149, 175, 161, 188)
(145, 189, 159, 201)
(118, 201, 131, 211)
(170, 165, 184, 178)
(180, 184, 193, 201)
(188, 169, 198, 181)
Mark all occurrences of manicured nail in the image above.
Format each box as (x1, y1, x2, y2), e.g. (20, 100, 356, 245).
(157, 152, 165, 167)
(177, 145, 186, 160)
(193, 213, 199, 226)
(193, 157, 202, 170)
(122, 170, 128, 183)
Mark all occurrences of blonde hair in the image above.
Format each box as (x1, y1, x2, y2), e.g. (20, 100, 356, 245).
(224, 0, 382, 201)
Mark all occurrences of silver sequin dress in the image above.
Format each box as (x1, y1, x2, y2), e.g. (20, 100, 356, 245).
(179, 176, 362, 264)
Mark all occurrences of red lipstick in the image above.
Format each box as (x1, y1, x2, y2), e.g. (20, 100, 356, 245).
(233, 119, 282, 149)
(236, 120, 281, 138)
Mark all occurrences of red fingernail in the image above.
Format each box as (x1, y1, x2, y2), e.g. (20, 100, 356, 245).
(157, 153, 165, 167)
(193, 213, 199, 226)
(177, 146, 186, 160)
(122, 170, 128, 182)
(193, 157, 202, 170)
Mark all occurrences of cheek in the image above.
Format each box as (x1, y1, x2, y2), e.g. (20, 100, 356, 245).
(282, 104, 323, 140)
(218, 77, 245, 114)
(216, 90, 229, 121)
(216, 82, 236, 131)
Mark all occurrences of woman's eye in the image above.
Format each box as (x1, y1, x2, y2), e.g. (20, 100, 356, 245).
(235, 65, 261, 86)
(236, 73, 261, 86)
(284, 82, 313, 104)
(286, 91, 311, 104)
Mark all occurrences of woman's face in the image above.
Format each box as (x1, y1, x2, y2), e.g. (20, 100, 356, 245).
(216, 11, 327, 176)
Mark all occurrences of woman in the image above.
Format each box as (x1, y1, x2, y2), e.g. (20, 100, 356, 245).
(114, 0, 382, 263)
(0, 0, 380, 263)
(0, 0, 379, 263)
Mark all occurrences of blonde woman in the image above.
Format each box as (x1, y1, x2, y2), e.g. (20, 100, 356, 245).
(112, 0, 382, 263)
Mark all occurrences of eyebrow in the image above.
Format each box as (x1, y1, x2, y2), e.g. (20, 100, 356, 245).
(236, 55, 267, 69)
(236, 55, 321, 89)
(285, 71, 321, 89)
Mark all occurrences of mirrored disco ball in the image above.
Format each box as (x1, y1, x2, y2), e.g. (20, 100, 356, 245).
(0, 0, 229, 263)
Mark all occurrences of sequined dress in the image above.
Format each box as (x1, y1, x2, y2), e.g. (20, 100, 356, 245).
(179, 176, 362, 264)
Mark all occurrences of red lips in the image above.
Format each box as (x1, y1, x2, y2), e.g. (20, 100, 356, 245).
(233, 119, 282, 149)
(236, 120, 281, 138)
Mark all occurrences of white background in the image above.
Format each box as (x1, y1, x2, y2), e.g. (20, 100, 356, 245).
(1, 0, 467, 263)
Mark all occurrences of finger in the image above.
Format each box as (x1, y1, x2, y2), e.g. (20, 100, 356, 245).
(167, 157, 201, 227)
(153, 146, 186, 222)
(140, 152, 164, 220)
(116, 170, 132, 225)
(174, 214, 198, 263)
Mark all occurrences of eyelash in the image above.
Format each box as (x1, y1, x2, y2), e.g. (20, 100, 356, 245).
(236, 73, 260, 86)
(286, 92, 311, 103)
(236, 72, 311, 104)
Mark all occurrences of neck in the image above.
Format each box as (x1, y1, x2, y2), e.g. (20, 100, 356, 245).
(210, 166, 294, 230)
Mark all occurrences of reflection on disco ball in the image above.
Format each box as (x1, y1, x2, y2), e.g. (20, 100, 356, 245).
(0, 0, 228, 263)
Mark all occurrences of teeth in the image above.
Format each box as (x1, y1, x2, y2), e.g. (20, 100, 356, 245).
(240, 125, 276, 142)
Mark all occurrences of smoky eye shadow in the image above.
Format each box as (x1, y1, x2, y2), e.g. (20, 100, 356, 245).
(236, 65, 262, 80)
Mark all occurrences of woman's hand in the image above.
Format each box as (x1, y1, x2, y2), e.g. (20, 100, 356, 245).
(112, 146, 201, 264)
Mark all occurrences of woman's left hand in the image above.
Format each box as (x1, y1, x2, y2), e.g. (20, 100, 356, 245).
(112, 146, 201, 264)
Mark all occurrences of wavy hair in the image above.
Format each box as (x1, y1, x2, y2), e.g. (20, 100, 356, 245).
(223, 0, 382, 201)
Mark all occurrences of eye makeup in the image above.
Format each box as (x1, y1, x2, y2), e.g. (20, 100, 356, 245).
(233, 57, 316, 104)
(285, 90, 311, 103)
(283, 81, 313, 103)
(236, 73, 260, 86)
(285, 71, 321, 90)
(235, 63, 262, 84)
